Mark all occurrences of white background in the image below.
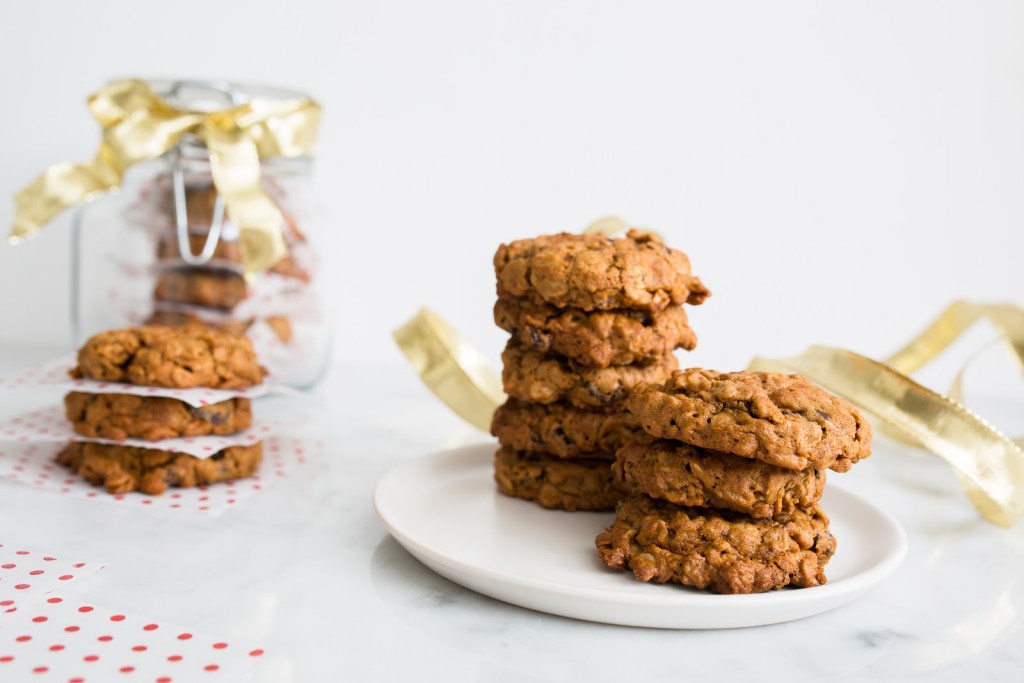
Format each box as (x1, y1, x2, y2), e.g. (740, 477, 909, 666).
(1, 0, 1022, 373)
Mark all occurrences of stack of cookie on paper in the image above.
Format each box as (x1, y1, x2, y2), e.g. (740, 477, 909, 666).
(596, 369, 873, 594)
(57, 325, 267, 495)
(147, 183, 307, 344)
(489, 230, 709, 511)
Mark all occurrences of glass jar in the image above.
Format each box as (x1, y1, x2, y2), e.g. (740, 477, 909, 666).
(70, 79, 332, 387)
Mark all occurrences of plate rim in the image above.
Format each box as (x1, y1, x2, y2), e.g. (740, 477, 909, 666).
(374, 442, 908, 622)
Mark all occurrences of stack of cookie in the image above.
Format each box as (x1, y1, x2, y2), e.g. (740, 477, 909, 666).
(147, 183, 307, 344)
(596, 369, 873, 594)
(489, 230, 709, 511)
(57, 325, 267, 495)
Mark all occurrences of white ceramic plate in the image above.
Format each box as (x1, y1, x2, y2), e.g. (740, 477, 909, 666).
(374, 443, 907, 629)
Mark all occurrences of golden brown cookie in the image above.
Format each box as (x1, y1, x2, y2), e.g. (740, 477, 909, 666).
(596, 495, 835, 594)
(155, 184, 310, 281)
(491, 399, 643, 458)
(71, 325, 266, 389)
(157, 232, 243, 264)
(494, 447, 622, 511)
(614, 439, 825, 518)
(64, 392, 252, 441)
(154, 269, 248, 310)
(157, 235, 311, 282)
(628, 369, 872, 473)
(145, 309, 252, 336)
(501, 341, 678, 408)
(494, 299, 697, 368)
(495, 230, 709, 312)
(56, 441, 263, 495)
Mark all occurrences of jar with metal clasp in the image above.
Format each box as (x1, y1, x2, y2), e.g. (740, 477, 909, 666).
(71, 79, 331, 387)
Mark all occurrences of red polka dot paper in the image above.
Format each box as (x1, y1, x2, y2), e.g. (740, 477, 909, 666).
(0, 593, 266, 682)
(0, 437, 316, 515)
(0, 357, 299, 408)
(0, 545, 105, 612)
(0, 406, 279, 458)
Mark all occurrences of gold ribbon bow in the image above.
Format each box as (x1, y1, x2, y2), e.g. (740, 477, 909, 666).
(11, 79, 321, 273)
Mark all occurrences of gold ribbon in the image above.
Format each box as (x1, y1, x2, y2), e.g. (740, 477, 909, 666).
(393, 308, 505, 432)
(11, 79, 321, 273)
(751, 301, 1024, 527)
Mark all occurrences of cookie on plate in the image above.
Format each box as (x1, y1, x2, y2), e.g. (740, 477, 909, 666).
(501, 341, 678, 408)
(494, 447, 622, 511)
(596, 495, 835, 594)
(627, 369, 872, 472)
(494, 299, 697, 368)
(614, 439, 825, 519)
(494, 230, 709, 313)
(56, 441, 263, 495)
(491, 399, 644, 458)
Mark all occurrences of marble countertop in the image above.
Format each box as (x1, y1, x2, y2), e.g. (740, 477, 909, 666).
(1, 345, 1022, 683)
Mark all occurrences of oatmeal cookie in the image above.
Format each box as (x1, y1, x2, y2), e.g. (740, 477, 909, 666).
(596, 495, 835, 594)
(501, 341, 678, 408)
(495, 230, 709, 312)
(154, 269, 248, 309)
(494, 447, 621, 511)
(157, 232, 243, 264)
(56, 441, 263, 495)
(71, 325, 266, 389)
(628, 369, 872, 472)
(64, 392, 252, 441)
(146, 309, 252, 336)
(494, 299, 697, 368)
(491, 399, 643, 458)
(157, 236, 311, 282)
(614, 439, 825, 518)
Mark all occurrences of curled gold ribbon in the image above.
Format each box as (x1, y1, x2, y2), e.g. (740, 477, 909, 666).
(393, 308, 505, 432)
(11, 79, 321, 273)
(752, 301, 1024, 527)
(750, 345, 1024, 528)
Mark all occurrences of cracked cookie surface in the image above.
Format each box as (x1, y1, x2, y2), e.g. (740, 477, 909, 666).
(494, 230, 709, 312)
(64, 392, 252, 441)
(491, 399, 643, 458)
(614, 439, 825, 518)
(57, 441, 263, 495)
(628, 369, 872, 472)
(494, 299, 697, 368)
(596, 495, 835, 594)
(71, 325, 266, 388)
(494, 447, 622, 511)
